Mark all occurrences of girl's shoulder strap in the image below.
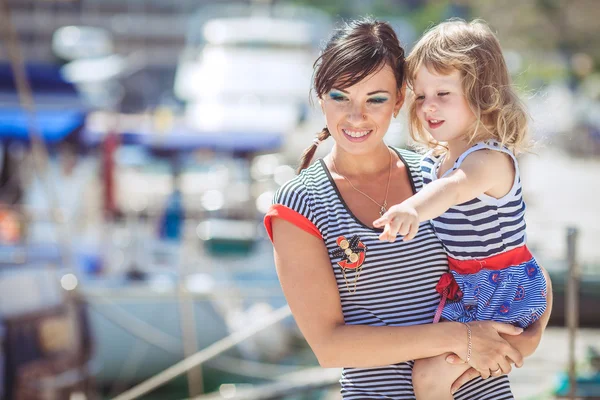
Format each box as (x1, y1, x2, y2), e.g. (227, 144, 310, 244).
(454, 140, 517, 170)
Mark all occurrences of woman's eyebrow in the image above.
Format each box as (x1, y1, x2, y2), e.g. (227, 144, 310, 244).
(330, 88, 391, 95)
(331, 87, 348, 93)
(367, 90, 390, 95)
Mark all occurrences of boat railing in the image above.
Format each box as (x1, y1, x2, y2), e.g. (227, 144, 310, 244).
(110, 304, 292, 400)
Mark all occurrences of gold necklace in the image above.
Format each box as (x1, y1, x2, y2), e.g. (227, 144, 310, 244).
(330, 149, 393, 217)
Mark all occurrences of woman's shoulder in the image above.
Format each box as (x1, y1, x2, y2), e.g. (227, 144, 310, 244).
(390, 146, 430, 170)
(390, 146, 421, 159)
(273, 160, 327, 205)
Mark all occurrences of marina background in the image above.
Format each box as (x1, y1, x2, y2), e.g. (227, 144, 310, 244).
(0, 0, 599, 399)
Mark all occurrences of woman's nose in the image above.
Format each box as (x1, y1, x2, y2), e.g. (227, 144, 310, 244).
(347, 102, 367, 122)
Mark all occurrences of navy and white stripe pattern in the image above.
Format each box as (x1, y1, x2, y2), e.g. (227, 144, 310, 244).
(421, 140, 527, 260)
(273, 147, 513, 399)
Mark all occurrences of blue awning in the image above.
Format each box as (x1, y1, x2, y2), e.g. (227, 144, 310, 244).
(0, 63, 87, 142)
(0, 108, 86, 142)
(83, 127, 283, 153)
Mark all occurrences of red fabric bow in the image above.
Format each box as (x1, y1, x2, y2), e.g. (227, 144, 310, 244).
(435, 272, 463, 302)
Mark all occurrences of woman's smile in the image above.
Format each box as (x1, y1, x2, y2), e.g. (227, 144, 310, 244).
(341, 128, 374, 142)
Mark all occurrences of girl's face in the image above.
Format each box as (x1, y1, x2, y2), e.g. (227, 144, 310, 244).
(319, 64, 403, 156)
(413, 65, 476, 145)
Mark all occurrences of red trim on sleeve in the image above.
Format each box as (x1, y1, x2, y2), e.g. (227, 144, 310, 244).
(263, 204, 322, 243)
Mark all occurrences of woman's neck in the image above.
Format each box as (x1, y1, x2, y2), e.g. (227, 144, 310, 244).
(329, 144, 392, 179)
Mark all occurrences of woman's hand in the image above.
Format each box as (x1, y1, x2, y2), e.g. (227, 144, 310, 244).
(459, 321, 524, 379)
(445, 321, 535, 393)
(447, 266, 553, 393)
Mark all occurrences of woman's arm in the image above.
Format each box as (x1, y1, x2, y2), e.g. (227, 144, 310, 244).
(448, 266, 554, 392)
(272, 217, 524, 370)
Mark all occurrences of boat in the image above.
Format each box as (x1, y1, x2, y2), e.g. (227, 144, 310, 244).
(173, 3, 330, 135)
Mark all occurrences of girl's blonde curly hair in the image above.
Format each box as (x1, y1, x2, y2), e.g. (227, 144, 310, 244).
(406, 19, 530, 154)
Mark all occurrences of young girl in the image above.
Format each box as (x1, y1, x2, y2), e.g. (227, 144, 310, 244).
(373, 19, 549, 399)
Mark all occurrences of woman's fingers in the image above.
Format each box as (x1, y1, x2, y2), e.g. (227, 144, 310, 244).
(450, 367, 480, 394)
(497, 359, 512, 375)
(490, 358, 511, 377)
(466, 321, 525, 373)
(493, 322, 524, 336)
(491, 322, 524, 366)
(504, 345, 524, 368)
(478, 367, 491, 379)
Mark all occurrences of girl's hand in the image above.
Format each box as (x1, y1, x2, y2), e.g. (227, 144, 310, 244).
(373, 204, 419, 242)
(457, 321, 524, 380)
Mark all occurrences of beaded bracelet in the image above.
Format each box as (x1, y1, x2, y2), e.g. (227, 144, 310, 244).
(460, 322, 472, 363)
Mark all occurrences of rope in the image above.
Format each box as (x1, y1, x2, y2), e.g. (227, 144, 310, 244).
(111, 304, 292, 400)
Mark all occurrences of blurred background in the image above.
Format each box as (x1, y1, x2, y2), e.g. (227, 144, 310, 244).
(0, 0, 598, 399)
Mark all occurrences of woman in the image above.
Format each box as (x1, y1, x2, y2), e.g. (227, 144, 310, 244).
(264, 18, 551, 399)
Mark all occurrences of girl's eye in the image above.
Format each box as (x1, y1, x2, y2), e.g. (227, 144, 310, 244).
(438, 92, 449, 97)
(368, 97, 388, 104)
(415, 95, 425, 102)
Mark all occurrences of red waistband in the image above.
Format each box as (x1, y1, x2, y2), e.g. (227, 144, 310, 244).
(448, 245, 533, 274)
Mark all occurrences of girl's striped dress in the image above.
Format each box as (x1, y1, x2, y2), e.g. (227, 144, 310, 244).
(265, 147, 515, 399)
(421, 140, 547, 328)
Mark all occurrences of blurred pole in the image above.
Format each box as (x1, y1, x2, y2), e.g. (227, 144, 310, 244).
(177, 281, 204, 397)
(173, 161, 203, 396)
(566, 226, 579, 400)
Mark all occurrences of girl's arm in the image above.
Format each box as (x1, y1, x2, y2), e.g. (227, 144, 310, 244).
(271, 217, 524, 371)
(374, 149, 514, 241)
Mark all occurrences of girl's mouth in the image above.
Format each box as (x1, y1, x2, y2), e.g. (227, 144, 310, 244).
(427, 119, 444, 129)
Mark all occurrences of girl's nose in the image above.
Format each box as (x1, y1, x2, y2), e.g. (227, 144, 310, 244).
(422, 98, 437, 113)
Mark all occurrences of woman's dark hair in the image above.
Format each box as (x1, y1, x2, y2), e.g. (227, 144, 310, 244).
(297, 17, 406, 173)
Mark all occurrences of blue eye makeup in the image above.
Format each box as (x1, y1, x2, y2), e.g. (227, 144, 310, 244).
(329, 91, 347, 102)
(368, 97, 388, 104)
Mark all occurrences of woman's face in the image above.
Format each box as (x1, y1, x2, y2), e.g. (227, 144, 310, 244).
(319, 64, 403, 156)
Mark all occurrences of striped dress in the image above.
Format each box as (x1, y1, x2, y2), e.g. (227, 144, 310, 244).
(266, 147, 514, 399)
(422, 140, 547, 328)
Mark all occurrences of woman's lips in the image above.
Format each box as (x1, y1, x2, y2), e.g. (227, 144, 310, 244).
(342, 128, 373, 142)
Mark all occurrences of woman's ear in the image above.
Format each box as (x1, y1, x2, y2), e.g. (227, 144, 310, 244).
(318, 98, 325, 114)
(394, 82, 407, 116)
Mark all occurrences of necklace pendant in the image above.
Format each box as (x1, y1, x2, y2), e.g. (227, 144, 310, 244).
(379, 206, 387, 217)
